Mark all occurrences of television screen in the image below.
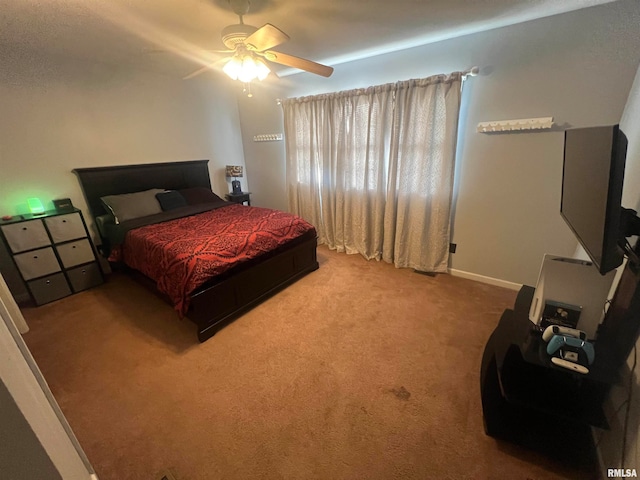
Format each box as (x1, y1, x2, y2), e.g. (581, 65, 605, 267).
(561, 125, 627, 275)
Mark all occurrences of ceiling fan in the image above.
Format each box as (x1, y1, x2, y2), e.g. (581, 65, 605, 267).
(184, 0, 334, 81)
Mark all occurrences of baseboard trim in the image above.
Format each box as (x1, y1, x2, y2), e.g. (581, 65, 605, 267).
(448, 268, 522, 291)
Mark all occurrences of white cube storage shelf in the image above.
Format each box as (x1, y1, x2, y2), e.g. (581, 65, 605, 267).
(56, 239, 96, 268)
(45, 213, 88, 243)
(0, 210, 103, 305)
(2, 219, 51, 252)
(13, 247, 61, 281)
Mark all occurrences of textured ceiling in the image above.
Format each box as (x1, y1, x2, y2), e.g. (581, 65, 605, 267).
(0, 0, 617, 78)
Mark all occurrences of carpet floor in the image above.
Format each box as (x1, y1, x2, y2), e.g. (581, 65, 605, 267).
(22, 246, 598, 479)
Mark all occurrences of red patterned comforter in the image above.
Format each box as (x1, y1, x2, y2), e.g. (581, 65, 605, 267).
(121, 205, 315, 315)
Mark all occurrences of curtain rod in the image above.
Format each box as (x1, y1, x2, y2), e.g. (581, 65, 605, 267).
(463, 66, 480, 77)
(276, 66, 480, 105)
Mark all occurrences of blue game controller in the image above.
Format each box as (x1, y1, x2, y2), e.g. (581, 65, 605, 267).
(546, 334, 595, 365)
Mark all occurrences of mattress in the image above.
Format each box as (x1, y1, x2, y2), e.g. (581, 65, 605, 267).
(117, 204, 316, 314)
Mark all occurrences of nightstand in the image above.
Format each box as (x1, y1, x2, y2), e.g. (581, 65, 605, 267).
(0, 209, 104, 306)
(225, 192, 251, 206)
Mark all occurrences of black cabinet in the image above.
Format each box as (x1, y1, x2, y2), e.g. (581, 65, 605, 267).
(480, 286, 614, 462)
(0, 209, 104, 305)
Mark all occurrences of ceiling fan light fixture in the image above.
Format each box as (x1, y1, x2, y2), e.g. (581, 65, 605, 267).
(238, 55, 258, 82)
(255, 58, 270, 81)
(185, 5, 332, 83)
(223, 53, 270, 83)
(223, 55, 242, 80)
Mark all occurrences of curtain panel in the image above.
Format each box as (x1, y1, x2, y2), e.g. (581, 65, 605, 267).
(283, 73, 463, 272)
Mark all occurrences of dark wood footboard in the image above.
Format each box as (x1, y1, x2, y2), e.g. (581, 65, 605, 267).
(189, 235, 319, 342)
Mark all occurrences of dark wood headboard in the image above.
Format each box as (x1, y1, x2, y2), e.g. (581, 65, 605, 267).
(73, 160, 211, 220)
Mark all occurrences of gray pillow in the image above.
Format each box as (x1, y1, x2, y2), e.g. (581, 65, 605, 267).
(101, 189, 165, 224)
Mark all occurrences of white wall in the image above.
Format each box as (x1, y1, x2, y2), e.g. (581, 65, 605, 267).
(596, 60, 640, 475)
(621, 68, 640, 214)
(236, 0, 640, 286)
(0, 50, 247, 229)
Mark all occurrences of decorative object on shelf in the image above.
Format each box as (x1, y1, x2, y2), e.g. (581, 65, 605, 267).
(226, 165, 244, 194)
(27, 198, 45, 215)
(477, 116, 554, 133)
(53, 198, 74, 213)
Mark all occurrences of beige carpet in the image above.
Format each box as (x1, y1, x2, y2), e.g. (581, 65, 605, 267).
(22, 246, 596, 480)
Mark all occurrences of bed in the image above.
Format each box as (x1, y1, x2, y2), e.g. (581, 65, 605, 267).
(73, 160, 319, 342)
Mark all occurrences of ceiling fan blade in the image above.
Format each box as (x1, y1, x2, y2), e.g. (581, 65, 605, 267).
(264, 51, 333, 77)
(244, 24, 289, 52)
(262, 61, 279, 79)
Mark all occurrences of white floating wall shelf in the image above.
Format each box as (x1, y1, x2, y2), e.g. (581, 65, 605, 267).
(253, 133, 283, 142)
(477, 117, 554, 133)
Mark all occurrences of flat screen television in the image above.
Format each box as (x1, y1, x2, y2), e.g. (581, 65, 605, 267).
(561, 124, 628, 275)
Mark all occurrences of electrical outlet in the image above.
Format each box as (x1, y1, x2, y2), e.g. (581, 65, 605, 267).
(449, 243, 457, 254)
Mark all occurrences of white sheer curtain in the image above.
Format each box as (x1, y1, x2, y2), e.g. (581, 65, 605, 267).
(283, 73, 463, 272)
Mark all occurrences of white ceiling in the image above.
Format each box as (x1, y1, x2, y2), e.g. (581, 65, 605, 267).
(0, 0, 618, 78)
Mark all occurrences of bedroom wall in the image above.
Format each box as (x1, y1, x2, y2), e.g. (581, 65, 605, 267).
(595, 61, 640, 476)
(0, 50, 246, 229)
(0, 380, 61, 480)
(236, 0, 640, 287)
(0, 381, 62, 480)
